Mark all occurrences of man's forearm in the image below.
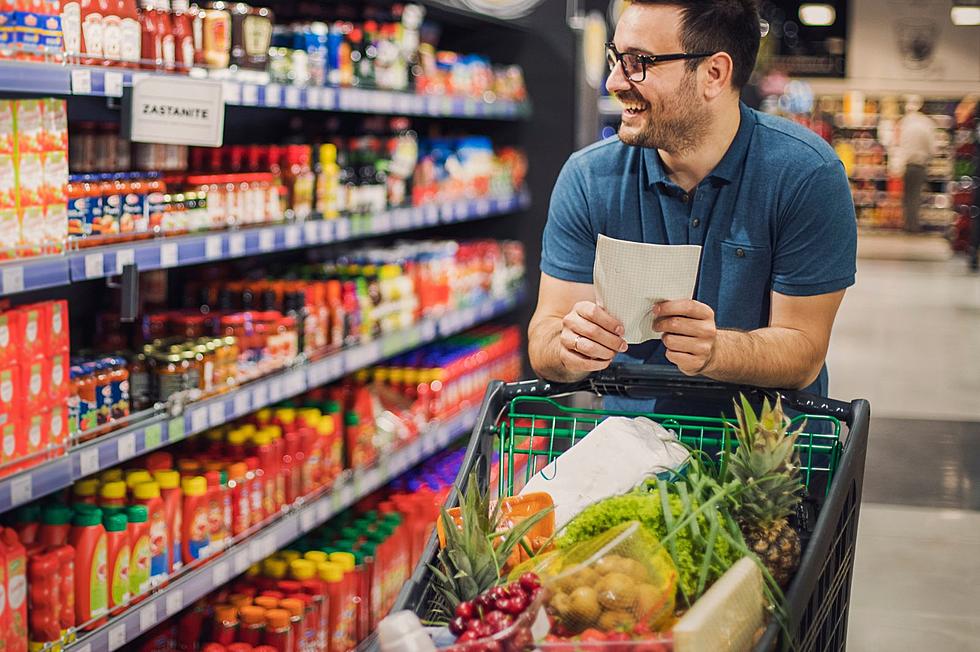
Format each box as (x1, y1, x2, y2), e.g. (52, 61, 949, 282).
(702, 327, 824, 390)
(527, 316, 590, 383)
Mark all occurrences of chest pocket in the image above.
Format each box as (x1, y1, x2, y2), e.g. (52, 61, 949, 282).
(717, 240, 772, 330)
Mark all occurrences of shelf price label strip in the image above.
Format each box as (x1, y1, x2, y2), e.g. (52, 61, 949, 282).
(0, 291, 520, 511)
(67, 406, 479, 652)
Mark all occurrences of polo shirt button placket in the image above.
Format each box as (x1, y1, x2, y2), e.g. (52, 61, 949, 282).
(691, 218, 700, 228)
(736, 248, 746, 258)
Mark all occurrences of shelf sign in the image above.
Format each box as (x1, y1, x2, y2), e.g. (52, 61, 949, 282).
(127, 77, 225, 147)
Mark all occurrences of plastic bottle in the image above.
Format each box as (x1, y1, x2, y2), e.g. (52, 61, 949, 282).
(204, 470, 227, 554)
(133, 481, 168, 586)
(170, 0, 194, 71)
(211, 603, 238, 646)
(27, 550, 60, 650)
(181, 475, 209, 563)
(251, 431, 277, 519)
(317, 561, 350, 652)
(68, 507, 108, 628)
(103, 511, 131, 615)
(227, 462, 250, 536)
(53, 544, 76, 641)
(38, 504, 74, 548)
(262, 609, 293, 652)
(100, 480, 127, 515)
(126, 505, 151, 600)
(125, 469, 153, 494)
(138, 0, 160, 68)
(278, 598, 305, 652)
(153, 469, 183, 573)
(12, 504, 40, 544)
(329, 551, 364, 643)
(156, 0, 175, 71)
(294, 559, 327, 652)
(244, 455, 264, 527)
(238, 606, 266, 646)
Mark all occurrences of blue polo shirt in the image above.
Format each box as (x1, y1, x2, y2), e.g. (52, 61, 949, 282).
(541, 103, 856, 410)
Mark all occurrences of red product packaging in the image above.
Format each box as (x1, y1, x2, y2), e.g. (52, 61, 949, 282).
(0, 365, 22, 469)
(40, 99, 67, 153)
(2, 527, 28, 652)
(53, 544, 75, 638)
(0, 310, 20, 366)
(0, 101, 14, 155)
(24, 412, 46, 460)
(27, 549, 60, 649)
(13, 100, 43, 155)
(48, 300, 69, 353)
(14, 303, 48, 366)
(22, 357, 49, 415)
(49, 350, 69, 402)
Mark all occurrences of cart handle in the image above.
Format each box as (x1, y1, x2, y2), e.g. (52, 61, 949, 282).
(505, 364, 853, 422)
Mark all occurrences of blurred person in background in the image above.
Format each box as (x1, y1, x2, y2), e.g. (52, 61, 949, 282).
(897, 95, 937, 233)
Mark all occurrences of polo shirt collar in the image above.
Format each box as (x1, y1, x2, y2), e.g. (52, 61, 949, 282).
(642, 101, 756, 188)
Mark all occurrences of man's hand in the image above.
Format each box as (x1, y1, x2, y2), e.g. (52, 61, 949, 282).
(654, 299, 718, 376)
(558, 301, 629, 375)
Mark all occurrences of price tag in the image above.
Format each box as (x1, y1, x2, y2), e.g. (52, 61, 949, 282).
(104, 71, 124, 97)
(222, 80, 242, 105)
(190, 407, 209, 433)
(212, 561, 229, 587)
(168, 417, 185, 442)
(139, 604, 157, 632)
(85, 253, 104, 279)
(335, 219, 351, 240)
(372, 213, 391, 233)
(71, 68, 92, 94)
(439, 203, 453, 223)
(160, 242, 178, 268)
(79, 447, 99, 477)
(242, 84, 259, 105)
(325, 355, 343, 381)
(285, 225, 301, 248)
(115, 248, 135, 275)
(424, 205, 439, 226)
(330, 486, 342, 511)
(306, 87, 321, 109)
(233, 392, 250, 417)
(269, 378, 284, 402)
(284, 86, 301, 108)
(108, 624, 127, 651)
(1, 266, 24, 295)
(209, 402, 225, 426)
(76, 644, 91, 652)
(117, 433, 136, 462)
(316, 499, 329, 521)
(261, 534, 276, 558)
(464, 99, 477, 116)
(10, 475, 32, 507)
(476, 199, 490, 215)
(300, 508, 315, 532)
(165, 589, 184, 616)
(426, 96, 440, 115)
(265, 85, 282, 107)
(442, 97, 455, 114)
(144, 423, 162, 450)
(205, 235, 222, 259)
(229, 233, 245, 257)
(303, 221, 319, 244)
(321, 88, 335, 108)
(252, 384, 268, 408)
(259, 229, 275, 252)
(233, 549, 250, 574)
(319, 220, 334, 243)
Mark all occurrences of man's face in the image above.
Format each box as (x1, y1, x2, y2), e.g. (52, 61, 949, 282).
(606, 4, 711, 153)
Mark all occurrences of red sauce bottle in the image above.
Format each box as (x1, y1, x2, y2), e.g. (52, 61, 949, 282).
(156, 0, 175, 71)
(170, 0, 194, 72)
(138, 0, 160, 69)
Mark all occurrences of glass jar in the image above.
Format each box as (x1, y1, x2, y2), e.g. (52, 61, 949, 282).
(153, 352, 187, 402)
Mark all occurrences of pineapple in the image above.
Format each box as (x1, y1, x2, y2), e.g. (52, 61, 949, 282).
(727, 395, 804, 587)
(429, 471, 551, 621)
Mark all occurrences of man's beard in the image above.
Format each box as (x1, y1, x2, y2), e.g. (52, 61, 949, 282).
(616, 74, 710, 153)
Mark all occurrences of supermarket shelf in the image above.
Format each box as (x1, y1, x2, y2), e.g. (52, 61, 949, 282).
(0, 290, 523, 514)
(68, 404, 479, 652)
(0, 191, 530, 295)
(0, 60, 531, 119)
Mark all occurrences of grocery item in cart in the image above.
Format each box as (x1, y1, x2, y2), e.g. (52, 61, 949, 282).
(519, 416, 688, 529)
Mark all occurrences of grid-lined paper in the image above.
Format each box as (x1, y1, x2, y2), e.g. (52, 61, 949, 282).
(593, 234, 702, 344)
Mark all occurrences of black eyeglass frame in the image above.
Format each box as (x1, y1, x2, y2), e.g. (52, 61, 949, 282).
(605, 42, 715, 82)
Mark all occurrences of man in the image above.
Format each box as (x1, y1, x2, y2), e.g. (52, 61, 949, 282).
(897, 96, 938, 234)
(527, 0, 856, 409)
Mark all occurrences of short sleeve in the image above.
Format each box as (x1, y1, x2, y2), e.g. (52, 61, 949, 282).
(540, 156, 597, 284)
(772, 160, 857, 296)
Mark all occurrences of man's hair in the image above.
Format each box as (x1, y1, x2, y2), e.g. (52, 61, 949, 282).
(629, 0, 760, 89)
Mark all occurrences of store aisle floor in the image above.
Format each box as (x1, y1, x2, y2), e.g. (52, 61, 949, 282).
(828, 252, 980, 651)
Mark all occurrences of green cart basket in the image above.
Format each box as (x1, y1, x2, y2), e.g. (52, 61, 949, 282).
(392, 364, 871, 651)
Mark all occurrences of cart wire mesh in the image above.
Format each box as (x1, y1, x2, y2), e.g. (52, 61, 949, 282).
(494, 395, 843, 500)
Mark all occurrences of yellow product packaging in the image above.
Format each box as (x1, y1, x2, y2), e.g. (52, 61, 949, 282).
(529, 521, 678, 636)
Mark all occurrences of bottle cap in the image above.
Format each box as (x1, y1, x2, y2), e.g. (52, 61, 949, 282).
(279, 598, 304, 619)
(145, 451, 173, 472)
(103, 512, 128, 532)
(100, 481, 127, 500)
(214, 604, 239, 624)
(328, 551, 355, 572)
(264, 609, 291, 630)
(101, 469, 124, 483)
(317, 562, 344, 583)
(254, 595, 279, 610)
(181, 476, 208, 496)
(126, 505, 148, 523)
(262, 558, 287, 579)
(41, 504, 73, 526)
(125, 469, 153, 489)
(279, 550, 301, 563)
(72, 507, 103, 526)
(289, 559, 316, 580)
(227, 462, 247, 480)
(303, 551, 328, 565)
(228, 593, 251, 609)
(13, 503, 40, 523)
(73, 479, 100, 499)
(239, 605, 267, 625)
(133, 481, 161, 500)
(153, 470, 181, 490)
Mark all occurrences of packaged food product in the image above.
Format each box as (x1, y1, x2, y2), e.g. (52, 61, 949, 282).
(104, 511, 131, 614)
(127, 504, 151, 599)
(68, 507, 108, 629)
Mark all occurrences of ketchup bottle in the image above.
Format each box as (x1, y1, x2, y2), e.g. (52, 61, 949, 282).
(156, 0, 175, 71)
(118, 0, 141, 67)
(170, 0, 194, 72)
(138, 0, 161, 69)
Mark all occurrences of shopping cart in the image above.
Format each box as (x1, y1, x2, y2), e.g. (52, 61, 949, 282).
(391, 364, 871, 652)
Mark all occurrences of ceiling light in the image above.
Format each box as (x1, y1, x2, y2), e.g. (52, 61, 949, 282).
(951, 5, 980, 25)
(798, 3, 836, 26)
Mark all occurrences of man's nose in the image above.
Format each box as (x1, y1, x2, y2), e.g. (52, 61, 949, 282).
(605, 60, 631, 95)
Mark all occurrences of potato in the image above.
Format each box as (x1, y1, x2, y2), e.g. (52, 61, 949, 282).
(596, 572, 638, 610)
(550, 591, 571, 617)
(555, 566, 600, 593)
(598, 609, 636, 631)
(621, 558, 650, 582)
(594, 554, 629, 576)
(567, 586, 601, 626)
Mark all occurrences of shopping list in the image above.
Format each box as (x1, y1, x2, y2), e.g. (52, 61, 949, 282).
(593, 234, 702, 344)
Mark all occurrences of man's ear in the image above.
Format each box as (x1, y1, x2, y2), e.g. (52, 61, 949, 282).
(702, 52, 734, 100)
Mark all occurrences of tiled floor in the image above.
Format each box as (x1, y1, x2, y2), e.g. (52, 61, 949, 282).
(828, 241, 980, 650)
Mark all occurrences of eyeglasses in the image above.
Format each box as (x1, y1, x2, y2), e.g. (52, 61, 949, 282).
(605, 42, 714, 82)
